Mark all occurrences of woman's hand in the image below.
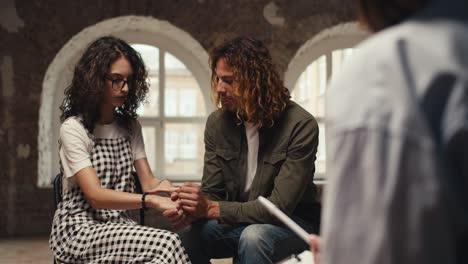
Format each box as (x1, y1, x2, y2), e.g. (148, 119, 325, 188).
(147, 195, 180, 211)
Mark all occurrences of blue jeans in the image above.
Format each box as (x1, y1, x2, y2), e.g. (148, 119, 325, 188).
(179, 218, 317, 264)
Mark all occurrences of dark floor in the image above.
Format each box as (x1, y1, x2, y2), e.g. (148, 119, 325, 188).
(0, 237, 232, 264)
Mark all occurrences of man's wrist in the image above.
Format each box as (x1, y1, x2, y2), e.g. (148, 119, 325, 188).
(206, 200, 220, 219)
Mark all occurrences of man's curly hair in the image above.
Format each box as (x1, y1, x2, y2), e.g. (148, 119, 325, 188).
(210, 36, 290, 128)
(60, 36, 149, 133)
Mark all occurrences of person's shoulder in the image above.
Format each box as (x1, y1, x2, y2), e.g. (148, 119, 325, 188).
(61, 116, 85, 133)
(286, 100, 314, 118)
(328, 22, 428, 92)
(283, 100, 317, 125)
(206, 109, 225, 124)
(356, 19, 468, 68)
(59, 116, 89, 142)
(349, 26, 405, 66)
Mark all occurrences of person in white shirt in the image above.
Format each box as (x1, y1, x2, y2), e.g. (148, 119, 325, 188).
(310, 0, 468, 263)
(49, 36, 191, 263)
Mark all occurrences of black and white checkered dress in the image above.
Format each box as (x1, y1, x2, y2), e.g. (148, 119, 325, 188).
(50, 124, 191, 263)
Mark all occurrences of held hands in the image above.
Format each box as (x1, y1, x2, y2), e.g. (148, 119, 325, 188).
(163, 182, 211, 230)
(146, 179, 179, 197)
(176, 182, 209, 218)
(146, 195, 180, 211)
(140, 178, 191, 228)
(151, 195, 192, 231)
(145, 179, 182, 212)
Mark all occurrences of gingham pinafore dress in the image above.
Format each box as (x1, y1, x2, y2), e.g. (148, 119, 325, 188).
(50, 123, 190, 264)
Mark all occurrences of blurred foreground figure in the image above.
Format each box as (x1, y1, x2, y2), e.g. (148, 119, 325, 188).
(317, 0, 468, 263)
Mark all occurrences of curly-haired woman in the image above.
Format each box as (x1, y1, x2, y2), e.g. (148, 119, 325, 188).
(174, 36, 321, 264)
(49, 36, 191, 263)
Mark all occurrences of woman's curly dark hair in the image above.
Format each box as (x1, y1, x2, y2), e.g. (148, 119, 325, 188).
(60, 36, 149, 133)
(209, 36, 290, 128)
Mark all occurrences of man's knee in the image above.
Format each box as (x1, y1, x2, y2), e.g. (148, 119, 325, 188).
(239, 224, 274, 248)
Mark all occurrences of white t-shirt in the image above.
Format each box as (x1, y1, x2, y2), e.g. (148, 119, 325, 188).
(59, 117, 146, 190)
(244, 122, 259, 192)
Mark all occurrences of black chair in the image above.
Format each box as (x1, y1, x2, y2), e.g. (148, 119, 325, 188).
(53, 173, 63, 210)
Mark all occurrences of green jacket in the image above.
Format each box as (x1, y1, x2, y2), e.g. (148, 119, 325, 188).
(202, 100, 321, 226)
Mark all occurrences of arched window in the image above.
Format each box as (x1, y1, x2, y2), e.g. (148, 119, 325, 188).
(285, 23, 368, 179)
(38, 16, 211, 187)
(131, 44, 207, 181)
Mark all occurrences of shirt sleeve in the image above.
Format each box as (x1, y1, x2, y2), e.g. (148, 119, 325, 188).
(59, 118, 92, 178)
(131, 120, 147, 161)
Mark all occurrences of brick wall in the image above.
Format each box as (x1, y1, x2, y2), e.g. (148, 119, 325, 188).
(0, 0, 354, 237)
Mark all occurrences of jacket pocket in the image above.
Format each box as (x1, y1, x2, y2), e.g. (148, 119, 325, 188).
(215, 149, 238, 197)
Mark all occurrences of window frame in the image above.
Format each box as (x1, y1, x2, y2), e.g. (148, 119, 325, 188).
(284, 22, 368, 180)
(38, 16, 211, 187)
(131, 44, 209, 181)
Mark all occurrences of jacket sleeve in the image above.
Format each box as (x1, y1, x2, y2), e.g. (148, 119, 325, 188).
(218, 116, 319, 225)
(201, 113, 227, 201)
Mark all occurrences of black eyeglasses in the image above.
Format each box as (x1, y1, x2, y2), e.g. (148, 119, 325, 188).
(105, 76, 133, 91)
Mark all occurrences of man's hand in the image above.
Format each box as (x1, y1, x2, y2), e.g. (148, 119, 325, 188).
(309, 234, 321, 264)
(177, 182, 210, 218)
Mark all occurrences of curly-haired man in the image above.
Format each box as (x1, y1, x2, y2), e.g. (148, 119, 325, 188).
(165, 36, 321, 264)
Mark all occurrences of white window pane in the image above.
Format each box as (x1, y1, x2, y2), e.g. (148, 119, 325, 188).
(132, 44, 160, 117)
(131, 44, 159, 74)
(165, 89, 178, 116)
(332, 48, 354, 79)
(138, 76, 159, 117)
(291, 55, 326, 118)
(164, 123, 205, 181)
(165, 52, 206, 117)
(141, 126, 157, 173)
(318, 56, 327, 95)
